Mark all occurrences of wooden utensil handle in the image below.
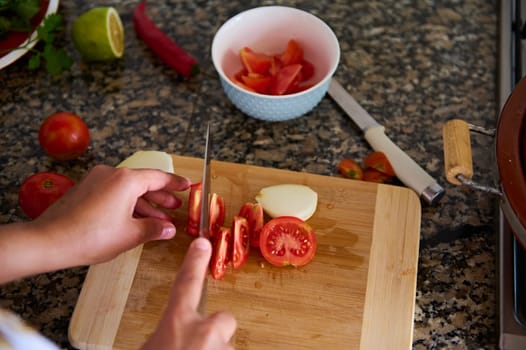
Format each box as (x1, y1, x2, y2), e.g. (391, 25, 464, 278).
(442, 119, 473, 185)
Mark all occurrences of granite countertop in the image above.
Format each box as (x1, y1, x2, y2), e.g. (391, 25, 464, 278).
(0, 0, 499, 349)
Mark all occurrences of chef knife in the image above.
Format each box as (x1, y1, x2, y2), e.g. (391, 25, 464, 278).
(197, 122, 212, 315)
(328, 78, 444, 205)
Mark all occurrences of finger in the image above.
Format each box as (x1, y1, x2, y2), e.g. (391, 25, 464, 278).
(207, 311, 237, 343)
(142, 190, 183, 210)
(133, 217, 177, 243)
(135, 198, 174, 221)
(83, 164, 115, 181)
(168, 238, 212, 312)
(126, 169, 192, 194)
(58, 164, 115, 198)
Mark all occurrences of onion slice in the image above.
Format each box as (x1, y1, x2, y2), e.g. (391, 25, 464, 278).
(255, 184, 317, 221)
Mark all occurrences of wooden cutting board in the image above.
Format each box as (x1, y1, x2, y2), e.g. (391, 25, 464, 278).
(69, 155, 421, 350)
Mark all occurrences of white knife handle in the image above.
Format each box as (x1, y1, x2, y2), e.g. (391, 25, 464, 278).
(364, 126, 444, 205)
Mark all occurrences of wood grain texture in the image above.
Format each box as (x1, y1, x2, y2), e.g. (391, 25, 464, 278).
(69, 155, 421, 350)
(442, 119, 473, 185)
(69, 246, 144, 350)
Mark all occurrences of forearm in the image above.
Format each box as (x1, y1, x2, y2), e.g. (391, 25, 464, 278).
(0, 221, 74, 284)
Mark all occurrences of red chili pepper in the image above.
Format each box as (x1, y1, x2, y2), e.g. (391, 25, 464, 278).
(133, 2, 199, 78)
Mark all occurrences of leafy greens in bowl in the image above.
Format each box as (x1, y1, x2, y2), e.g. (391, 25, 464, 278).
(0, 0, 70, 73)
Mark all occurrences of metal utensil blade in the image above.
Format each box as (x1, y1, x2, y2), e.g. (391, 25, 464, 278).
(328, 78, 445, 205)
(197, 122, 212, 315)
(199, 123, 212, 239)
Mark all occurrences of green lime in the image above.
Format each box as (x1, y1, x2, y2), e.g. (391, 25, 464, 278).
(71, 7, 124, 61)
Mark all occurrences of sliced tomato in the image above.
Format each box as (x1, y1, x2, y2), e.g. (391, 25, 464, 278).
(259, 216, 317, 267)
(269, 63, 302, 95)
(338, 158, 364, 180)
(186, 183, 202, 236)
(231, 216, 250, 269)
(300, 59, 315, 81)
(230, 70, 256, 93)
(285, 70, 303, 94)
(209, 193, 225, 237)
(362, 168, 394, 183)
(240, 47, 272, 74)
(364, 151, 396, 177)
(230, 41, 316, 96)
(233, 79, 256, 92)
(280, 39, 303, 66)
(210, 226, 231, 280)
(270, 56, 283, 76)
(238, 202, 264, 247)
(241, 73, 272, 94)
(286, 83, 314, 94)
(233, 68, 248, 82)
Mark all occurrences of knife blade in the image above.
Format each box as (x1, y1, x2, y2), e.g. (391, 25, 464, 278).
(197, 122, 212, 315)
(199, 122, 212, 240)
(328, 78, 444, 205)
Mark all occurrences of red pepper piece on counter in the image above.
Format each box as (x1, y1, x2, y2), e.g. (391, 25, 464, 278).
(133, 2, 199, 78)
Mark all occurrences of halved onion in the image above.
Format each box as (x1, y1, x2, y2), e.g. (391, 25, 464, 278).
(255, 184, 317, 221)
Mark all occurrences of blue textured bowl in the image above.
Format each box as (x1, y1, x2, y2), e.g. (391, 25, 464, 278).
(212, 6, 340, 122)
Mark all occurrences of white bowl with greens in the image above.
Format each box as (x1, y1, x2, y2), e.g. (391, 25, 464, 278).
(0, 0, 60, 69)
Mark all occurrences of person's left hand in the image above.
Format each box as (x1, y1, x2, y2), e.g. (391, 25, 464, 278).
(31, 165, 191, 267)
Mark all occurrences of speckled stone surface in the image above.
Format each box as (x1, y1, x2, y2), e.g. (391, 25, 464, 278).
(0, 0, 500, 349)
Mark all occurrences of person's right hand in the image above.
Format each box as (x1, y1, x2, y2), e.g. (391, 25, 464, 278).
(142, 237, 237, 350)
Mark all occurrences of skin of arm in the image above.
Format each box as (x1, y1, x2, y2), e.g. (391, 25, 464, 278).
(142, 237, 237, 350)
(0, 164, 191, 284)
(0, 165, 237, 348)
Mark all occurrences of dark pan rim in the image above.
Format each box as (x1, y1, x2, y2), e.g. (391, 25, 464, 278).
(497, 76, 526, 240)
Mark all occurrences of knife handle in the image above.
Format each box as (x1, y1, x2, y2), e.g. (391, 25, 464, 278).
(364, 126, 445, 205)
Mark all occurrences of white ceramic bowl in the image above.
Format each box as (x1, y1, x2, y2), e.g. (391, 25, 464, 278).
(211, 6, 340, 122)
(0, 0, 60, 69)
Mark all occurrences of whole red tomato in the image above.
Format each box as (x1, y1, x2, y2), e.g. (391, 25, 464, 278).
(39, 112, 90, 160)
(18, 171, 75, 219)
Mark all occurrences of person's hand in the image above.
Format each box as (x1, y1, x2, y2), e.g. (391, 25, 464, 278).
(142, 238, 237, 350)
(31, 164, 191, 267)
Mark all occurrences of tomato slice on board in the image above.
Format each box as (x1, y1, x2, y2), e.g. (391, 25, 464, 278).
(186, 183, 202, 236)
(209, 193, 225, 237)
(338, 158, 364, 180)
(231, 216, 250, 269)
(240, 47, 272, 74)
(363, 151, 396, 177)
(210, 226, 231, 280)
(259, 216, 317, 267)
(280, 39, 303, 66)
(238, 202, 264, 248)
(362, 168, 394, 183)
(18, 172, 75, 219)
(269, 64, 302, 96)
